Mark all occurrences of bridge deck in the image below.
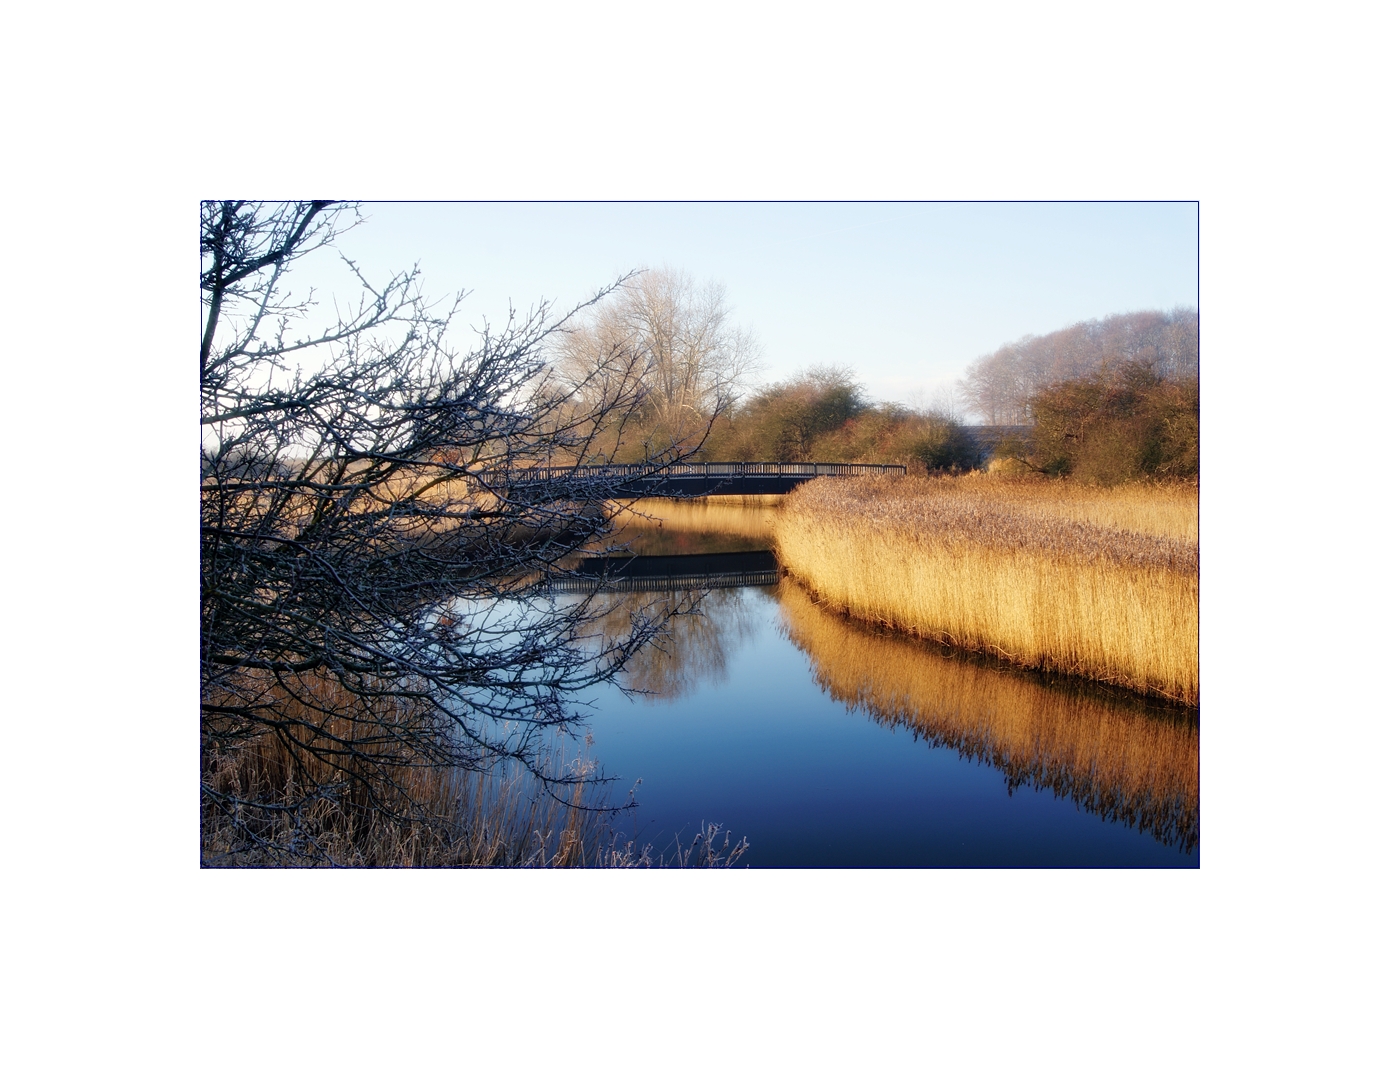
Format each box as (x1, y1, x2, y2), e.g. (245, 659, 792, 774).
(506, 461, 905, 498)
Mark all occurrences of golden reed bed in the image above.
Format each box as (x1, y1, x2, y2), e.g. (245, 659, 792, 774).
(777, 581, 1198, 848)
(773, 475, 1198, 704)
(609, 495, 782, 538)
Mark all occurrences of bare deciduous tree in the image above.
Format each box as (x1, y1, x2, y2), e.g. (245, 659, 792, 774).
(554, 266, 762, 458)
(200, 201, 685, 864)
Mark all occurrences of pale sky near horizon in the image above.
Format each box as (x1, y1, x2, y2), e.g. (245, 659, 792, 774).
(298, 201, 1197, 413)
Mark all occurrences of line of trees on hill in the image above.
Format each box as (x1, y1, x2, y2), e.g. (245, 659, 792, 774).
(698, 367, 980, 471)
(594, 359, 981, 473)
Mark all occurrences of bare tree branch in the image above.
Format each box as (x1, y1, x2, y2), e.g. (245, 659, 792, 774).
(200, 201, 697, 864)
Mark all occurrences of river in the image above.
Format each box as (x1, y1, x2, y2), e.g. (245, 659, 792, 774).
(562, 500, 1199, 867)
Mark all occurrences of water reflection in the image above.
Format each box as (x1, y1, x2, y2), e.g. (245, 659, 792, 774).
(774, 581, 1199, 850)
(579, 586, 760, 701)
(552, 550, 779, 593)
(574, 499, 1199, 860)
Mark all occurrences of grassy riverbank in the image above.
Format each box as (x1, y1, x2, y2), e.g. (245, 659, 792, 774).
(773, 475, 1198, 704)
(201, 671, 747, 867)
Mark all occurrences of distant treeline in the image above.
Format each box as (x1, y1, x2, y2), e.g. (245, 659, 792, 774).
(960, 308, 1198, 425)
(554, 271, 979, 473)
(961, 309, 1199, 483)
(692, 307, 1201, 481)
(693, 367, 979, 472)
(557, 281, 1197, 482)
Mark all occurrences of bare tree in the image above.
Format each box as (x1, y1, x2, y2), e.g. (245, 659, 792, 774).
(200, 201, 685, 864)
(553, 266, 762, 458)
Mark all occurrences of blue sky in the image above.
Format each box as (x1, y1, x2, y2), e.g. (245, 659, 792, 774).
(309, 201, 1197, 410)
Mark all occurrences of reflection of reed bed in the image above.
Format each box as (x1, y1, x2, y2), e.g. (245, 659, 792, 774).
(776, 581, 1199, 850)
(774, 476, 1198, 704)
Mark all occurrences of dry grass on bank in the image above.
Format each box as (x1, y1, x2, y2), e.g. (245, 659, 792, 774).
(964, 471, 1197, 541)
(777, 581, 1198, 848)
(606, 496, 782, 545)
(774, 475, 1198, 704)
(202, 673, 747, 868)
(202, 675, 604, 867)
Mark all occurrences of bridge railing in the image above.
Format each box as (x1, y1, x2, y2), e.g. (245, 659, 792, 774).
(505, 461, 906, 483)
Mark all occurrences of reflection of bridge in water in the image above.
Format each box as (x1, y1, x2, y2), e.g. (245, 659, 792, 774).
(513, 461, 905, 498)
(547, 550, 779, 593)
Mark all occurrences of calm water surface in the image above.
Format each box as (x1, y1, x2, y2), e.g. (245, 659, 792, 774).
(568, 504, 1199, 868)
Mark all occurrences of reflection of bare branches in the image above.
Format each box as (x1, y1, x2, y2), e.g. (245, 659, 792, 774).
(775, 580, 1199, 850)
(576, 586, 760, 701)
(202, 666, 755, 866)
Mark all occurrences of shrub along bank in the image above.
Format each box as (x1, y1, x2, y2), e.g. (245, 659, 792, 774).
(1015, 359, 1198, 483)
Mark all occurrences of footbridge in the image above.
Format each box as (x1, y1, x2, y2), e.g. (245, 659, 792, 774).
(511, 461, 905, 498)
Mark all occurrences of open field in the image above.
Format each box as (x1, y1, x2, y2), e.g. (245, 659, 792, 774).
(773, 475, 1198, 704)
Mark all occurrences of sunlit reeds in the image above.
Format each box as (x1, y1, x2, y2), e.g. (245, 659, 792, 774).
(963, 471, 1198, 540)
(776, 580, 1198, 848)
(592, 496, 780, 556)
(773, 475, 1198, 704)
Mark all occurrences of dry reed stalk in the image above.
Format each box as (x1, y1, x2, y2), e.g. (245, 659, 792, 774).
(608, 497, 780, 543)
(201, 672, 610, 867)
(202, 671, 747, 867)
(776, 580, 1198, 848)
(963, 474, 1198, 540)
(774, 476, 1198, 704)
